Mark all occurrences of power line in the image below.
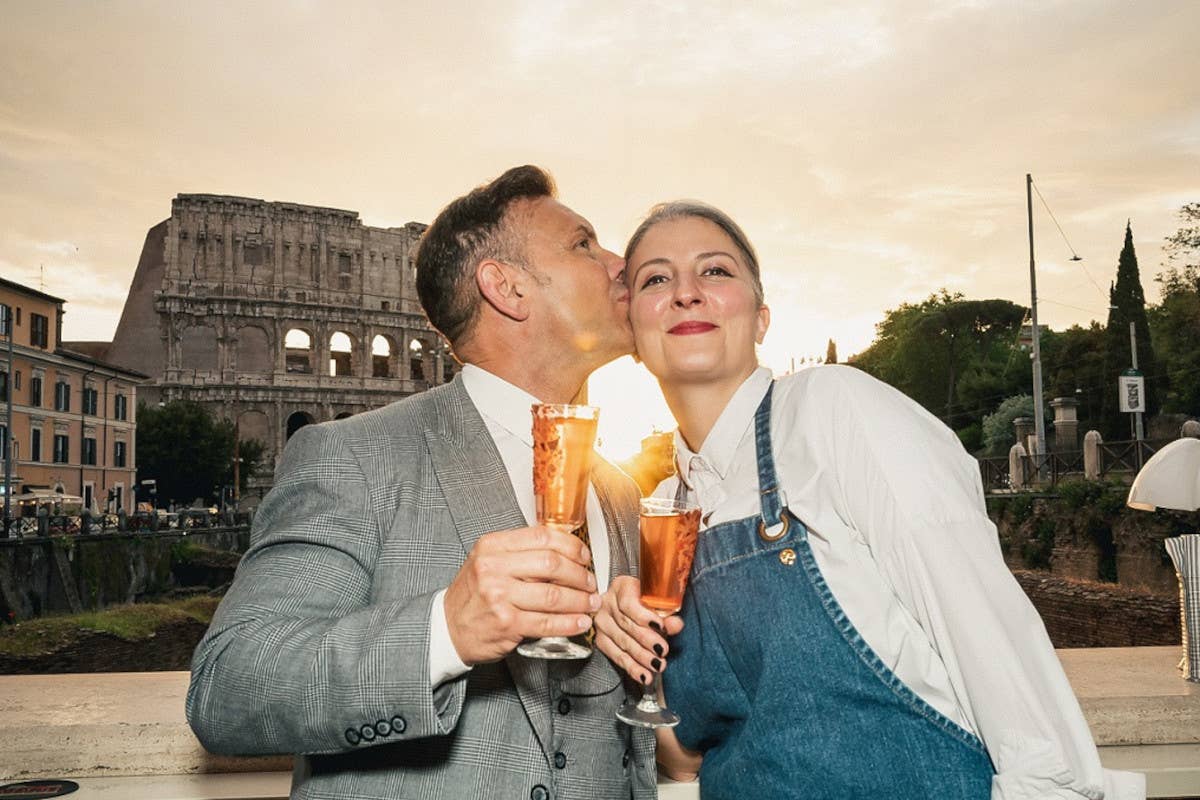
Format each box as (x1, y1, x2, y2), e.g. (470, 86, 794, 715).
(1030, 178, 1109, 301)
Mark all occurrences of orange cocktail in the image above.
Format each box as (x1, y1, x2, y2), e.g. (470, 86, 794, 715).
(520, 403, 600, 660)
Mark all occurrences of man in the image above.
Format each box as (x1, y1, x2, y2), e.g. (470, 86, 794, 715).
(187, 166, 656, 799)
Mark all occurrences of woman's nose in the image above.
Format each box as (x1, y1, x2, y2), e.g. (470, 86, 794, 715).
(672, 275, 702, 307)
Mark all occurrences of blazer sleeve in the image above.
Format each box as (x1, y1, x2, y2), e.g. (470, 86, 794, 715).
(186, 422, 467, 756)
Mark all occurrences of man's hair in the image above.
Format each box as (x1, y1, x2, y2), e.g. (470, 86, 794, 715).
(416, 165, 557, 346)
(624, 200, 764, 305)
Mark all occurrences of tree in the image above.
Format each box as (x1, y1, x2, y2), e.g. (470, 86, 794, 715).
(1039, 323, 1107, 435)
(824, 339, 838, 365)
(982, 394, 1039, 456)
(137, 401, 264, 507)
(1151, 203, 1200, 415)
(850, 290, 1027, 438)
(1102, 222, 1161, 437)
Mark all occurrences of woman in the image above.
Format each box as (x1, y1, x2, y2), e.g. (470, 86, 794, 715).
(594, 202, 1144, 800)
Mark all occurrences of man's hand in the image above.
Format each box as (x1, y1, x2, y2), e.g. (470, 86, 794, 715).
(594, 576, 684, 685)
(443, 525, 600, 665)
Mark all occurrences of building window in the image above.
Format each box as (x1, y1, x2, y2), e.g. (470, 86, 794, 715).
(53, 434, 69, 464)
(29, 376, 42, 407)
(13, 371, 19, 391)
(54, 381, 71, 412)
(0, 370, 7, 402)
(83, 437, 97, 465)
(0, 304, 11, 336)
(83, 387, 99, 415)
(114, 393, 128, 421)
(31, 428, 41, 462)
(114, 440, 127, 468)
(30, 313, 49, 348)
(0, 424, 7, 461)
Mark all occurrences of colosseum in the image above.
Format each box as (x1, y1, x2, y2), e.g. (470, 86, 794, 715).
(96, 193, 452, 499)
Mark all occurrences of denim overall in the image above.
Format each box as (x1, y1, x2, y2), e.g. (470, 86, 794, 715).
(665, 384, 994, 799)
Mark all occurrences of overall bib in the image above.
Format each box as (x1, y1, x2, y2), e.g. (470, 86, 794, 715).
(664, 384, 995, 799)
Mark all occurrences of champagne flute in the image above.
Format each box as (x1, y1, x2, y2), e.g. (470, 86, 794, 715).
(616, 497, 702, 728)
(518, 403, 600, 660)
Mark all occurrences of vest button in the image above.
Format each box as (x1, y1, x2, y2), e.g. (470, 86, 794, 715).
(553, 751, 567, 769)
(779, 548, 797, 565)
(557, 698, 571, 715)
(530, 785, 549, 800)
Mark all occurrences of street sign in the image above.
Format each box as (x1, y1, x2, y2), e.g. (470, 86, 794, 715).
(1119, 368, 1146, 413)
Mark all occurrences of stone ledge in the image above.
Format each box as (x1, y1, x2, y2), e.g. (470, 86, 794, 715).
(1, 647, 1197, 797)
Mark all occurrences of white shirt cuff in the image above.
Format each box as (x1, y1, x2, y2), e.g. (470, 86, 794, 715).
(428, 588, 472, 688)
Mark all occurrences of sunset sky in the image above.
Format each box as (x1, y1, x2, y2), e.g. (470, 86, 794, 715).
(2, 1, 1198, 457)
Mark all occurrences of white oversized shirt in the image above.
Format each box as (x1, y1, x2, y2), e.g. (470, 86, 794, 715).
(659, 365, 1144, 800)
(427, 364, 612, 687)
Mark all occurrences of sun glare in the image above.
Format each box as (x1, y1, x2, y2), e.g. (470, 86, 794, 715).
(588, 356, 677, 464)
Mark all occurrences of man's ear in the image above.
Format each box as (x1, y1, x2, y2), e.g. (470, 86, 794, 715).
(476, 259, 530, 322)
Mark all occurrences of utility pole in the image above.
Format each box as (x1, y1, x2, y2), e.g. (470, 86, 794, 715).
(1130, 321, 1145, 467)
(1027, 174, 1047, 479)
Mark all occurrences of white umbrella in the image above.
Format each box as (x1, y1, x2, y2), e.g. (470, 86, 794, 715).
(1127, 438, 1200, 512)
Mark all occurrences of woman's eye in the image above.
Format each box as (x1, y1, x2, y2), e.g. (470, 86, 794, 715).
(577, 238, 592, 250)
(703, 264, 732, 277)
(640, 274, 667, 289)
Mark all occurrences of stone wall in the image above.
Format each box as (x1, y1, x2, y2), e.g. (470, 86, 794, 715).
(988, 481, 1191, 593)
(1014, 570, 1180, 648)
(0, 529, 249, 620)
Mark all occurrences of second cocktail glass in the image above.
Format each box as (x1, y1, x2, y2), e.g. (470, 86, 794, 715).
(519, 403, 601, 660)
(616, 496, 702, 728)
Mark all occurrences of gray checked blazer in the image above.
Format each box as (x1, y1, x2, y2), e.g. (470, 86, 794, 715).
(186, 376, 657, 800)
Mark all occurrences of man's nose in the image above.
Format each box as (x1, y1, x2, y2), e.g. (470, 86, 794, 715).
(602, 250, 625, 282)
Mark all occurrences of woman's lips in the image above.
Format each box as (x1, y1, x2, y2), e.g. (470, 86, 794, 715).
(668, 321, 717, 335)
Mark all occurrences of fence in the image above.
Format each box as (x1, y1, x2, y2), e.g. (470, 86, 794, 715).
(6, 508, 252, 539)
(978, 438, 1169, 493)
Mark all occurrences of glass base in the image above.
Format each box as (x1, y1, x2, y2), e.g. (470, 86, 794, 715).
(616, 696, 680, 729)
(517, 636, 591, 660)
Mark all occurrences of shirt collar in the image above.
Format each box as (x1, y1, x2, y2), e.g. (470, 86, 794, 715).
(460, 364, 540, 446)
(674, 366, 773, 488)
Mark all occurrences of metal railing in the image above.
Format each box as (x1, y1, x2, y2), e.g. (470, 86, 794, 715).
(978, 438, 1169, 492)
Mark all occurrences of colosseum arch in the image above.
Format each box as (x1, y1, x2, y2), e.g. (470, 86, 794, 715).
(181, 324, 219, 371)
(284, 328, 315, 374)
(371, 334, 396, 378)
(409, 337, 432, 382)
(329, 331, 357, 377)
(285, 410, 316, 440)
(235, 326, 272, 375)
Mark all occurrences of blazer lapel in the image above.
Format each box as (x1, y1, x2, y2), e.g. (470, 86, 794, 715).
(422, 377, 553, 760)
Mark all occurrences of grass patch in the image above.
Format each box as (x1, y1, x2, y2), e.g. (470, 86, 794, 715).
(0, 595, 219, 659)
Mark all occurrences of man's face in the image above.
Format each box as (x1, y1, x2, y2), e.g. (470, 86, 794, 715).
(513, 196, 633, 366)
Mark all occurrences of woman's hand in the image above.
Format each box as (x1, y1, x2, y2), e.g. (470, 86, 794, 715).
(594, 575, 684, 685)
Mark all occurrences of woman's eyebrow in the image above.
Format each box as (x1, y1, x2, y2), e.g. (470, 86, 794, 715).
(695, 250, 737, 261)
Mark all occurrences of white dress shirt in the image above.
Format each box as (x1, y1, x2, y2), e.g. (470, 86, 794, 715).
(658, 365, 1144, 800)
(427, 364, 613, 687)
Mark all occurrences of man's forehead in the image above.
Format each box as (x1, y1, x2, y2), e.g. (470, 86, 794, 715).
(513, 196, 594, 237)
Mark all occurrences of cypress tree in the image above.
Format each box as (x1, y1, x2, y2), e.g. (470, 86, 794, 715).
(1101, 221, 1159, 437)
(825, 338, 838, 365)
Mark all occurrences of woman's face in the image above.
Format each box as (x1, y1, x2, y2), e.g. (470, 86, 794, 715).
(627, 216, 768, 387)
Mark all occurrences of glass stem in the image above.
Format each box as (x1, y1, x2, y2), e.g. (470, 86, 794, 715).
(638, 669, 665, 712)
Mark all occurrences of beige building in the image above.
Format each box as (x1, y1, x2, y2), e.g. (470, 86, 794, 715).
(94, 194, 451, 497)
(1, 277, 146, 522)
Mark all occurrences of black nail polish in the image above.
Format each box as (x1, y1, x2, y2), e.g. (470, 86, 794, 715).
(641, 673, 650, 685)
(649, 620, 663, 634)
(653, 644, 664, 657)
(651, 657, 662, 671)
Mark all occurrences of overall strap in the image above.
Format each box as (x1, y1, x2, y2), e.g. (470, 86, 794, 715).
(754, 382, 784, 528)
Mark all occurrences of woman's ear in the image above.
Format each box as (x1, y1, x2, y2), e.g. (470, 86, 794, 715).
(755, 305, 770, 344)
(476, 259, 530, 322)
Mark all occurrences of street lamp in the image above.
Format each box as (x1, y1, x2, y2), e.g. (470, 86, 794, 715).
(1127, 437, 1200, 682)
